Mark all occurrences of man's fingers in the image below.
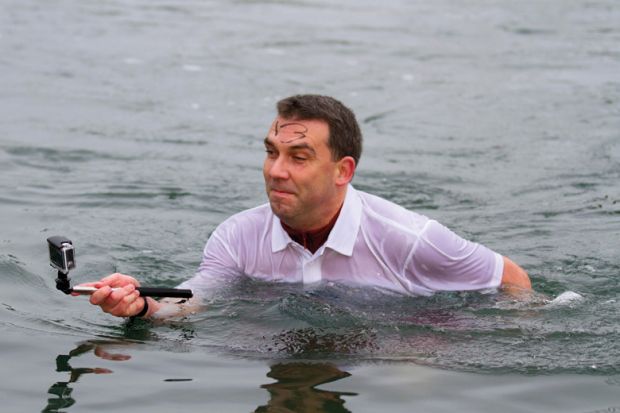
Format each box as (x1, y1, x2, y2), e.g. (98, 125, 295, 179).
(90, 284, 137, 315)
(109, 290, 142, 317)
(124, 291, 143, 316)
(83, 274, 144, 317)
(107, 284, 136, 308)
(90, 285, 112, 306)
(100, 273, 124, 283)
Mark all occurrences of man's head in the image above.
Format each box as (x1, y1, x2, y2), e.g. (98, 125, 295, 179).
(276, 94, 362, 167)
(263, 95, 361, 231)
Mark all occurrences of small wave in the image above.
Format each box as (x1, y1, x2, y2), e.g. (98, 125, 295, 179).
(155, 280, 620, 373)
(5, 265, 619, 374)
(544, 291, 584, 308)
(2, 145, 134, 164)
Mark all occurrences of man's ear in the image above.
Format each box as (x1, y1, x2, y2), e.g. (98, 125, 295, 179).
(335, 156, 356, 186)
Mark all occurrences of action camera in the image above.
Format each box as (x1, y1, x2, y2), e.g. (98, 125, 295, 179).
(47, 236, 75, 275)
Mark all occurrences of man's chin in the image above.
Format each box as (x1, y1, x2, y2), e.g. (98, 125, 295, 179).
(268, 200, 295, 221)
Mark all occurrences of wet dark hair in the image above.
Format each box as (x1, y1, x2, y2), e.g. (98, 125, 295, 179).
(277, 94, 363, 166)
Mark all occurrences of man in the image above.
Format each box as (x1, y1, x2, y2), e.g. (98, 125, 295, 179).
(84, 94, 531, 319)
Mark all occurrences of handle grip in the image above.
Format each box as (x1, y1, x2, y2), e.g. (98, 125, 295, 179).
(71, 285, 193, 299)
(136, 287, 193, 298)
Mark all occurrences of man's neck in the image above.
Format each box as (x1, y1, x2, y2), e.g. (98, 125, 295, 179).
(281, 204, 342, 253)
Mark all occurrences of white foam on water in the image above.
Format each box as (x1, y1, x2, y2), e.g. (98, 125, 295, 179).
(545, 291, 584, 308)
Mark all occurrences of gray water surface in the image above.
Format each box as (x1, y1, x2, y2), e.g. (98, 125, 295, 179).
(1, 0, 620, 412)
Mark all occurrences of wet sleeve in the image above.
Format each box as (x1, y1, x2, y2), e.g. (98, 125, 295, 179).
(406, 220, 503, 292)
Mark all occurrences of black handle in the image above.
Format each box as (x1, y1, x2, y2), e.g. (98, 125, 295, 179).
(136, 287, 193, 298)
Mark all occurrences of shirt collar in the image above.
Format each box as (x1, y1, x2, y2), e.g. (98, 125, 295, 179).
(271, 213, 290, 253)
(270, 184, 362, 256)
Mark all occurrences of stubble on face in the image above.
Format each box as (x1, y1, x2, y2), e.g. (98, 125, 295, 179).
(263, 118, 337, 229)
(263, 120, 309, 216)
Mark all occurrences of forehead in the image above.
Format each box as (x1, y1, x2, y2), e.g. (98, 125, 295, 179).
(267, 117, 329, 145)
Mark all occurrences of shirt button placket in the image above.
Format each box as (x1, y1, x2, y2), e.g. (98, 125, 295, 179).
(302, 255, 322, 284)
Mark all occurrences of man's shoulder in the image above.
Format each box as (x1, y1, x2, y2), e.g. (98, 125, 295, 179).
(352, 186, 430, 233)
(220, 203, 272, 229)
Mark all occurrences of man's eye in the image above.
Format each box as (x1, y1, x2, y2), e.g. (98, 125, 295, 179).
(293, 156, 307, 162)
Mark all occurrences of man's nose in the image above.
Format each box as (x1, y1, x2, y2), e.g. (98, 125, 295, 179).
(267, 156, 289, 180)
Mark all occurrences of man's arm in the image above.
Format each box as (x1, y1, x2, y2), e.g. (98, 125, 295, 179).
(82, 220, 243, 319)
(82, 273, 199, 319)
(500, 256, 532, 292)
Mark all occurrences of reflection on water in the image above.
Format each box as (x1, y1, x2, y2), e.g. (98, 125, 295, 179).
(42, 341, 127, 413)
(42, 339, 356, 413)
(257, 362, 356, 413)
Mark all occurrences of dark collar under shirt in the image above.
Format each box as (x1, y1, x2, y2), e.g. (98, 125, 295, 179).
(280, 207, 342, 254)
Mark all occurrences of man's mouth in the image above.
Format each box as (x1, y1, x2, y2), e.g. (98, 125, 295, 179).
(269, 185, 295, 197)
(271, 188, 293, 195)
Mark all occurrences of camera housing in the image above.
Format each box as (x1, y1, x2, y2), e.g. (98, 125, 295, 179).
(47, 236, 75, 275)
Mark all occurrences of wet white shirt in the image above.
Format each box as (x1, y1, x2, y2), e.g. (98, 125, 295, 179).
(180, 185, 504, 296)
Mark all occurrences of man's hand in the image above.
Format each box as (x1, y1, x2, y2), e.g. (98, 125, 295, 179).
(76, 273, 158, 318)
(75, 273, 203, 319)
(500, 256, 532, 294)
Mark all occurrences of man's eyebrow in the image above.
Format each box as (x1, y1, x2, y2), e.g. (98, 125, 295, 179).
(263, 137, 316, 155)
(288, 142, 316, 155)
